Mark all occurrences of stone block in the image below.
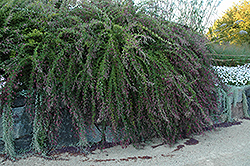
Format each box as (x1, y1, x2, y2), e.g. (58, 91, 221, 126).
(247, 97, 250, 116)
(12, 107, 25, 122)
(12, 107, 33, 139)
(0, 106, 32, 139)
(56, 109, 79, 147)
(231, 102, 244, 119)
(85, 125, 102, 143)
(245, 87, 250, 97)
(12, 95, 26, 108)
(105, 126, 126, 143)
(233, 88, 243, 103)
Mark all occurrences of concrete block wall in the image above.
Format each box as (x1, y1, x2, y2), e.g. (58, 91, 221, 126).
(0, 92, 125, 154)
(218, 85, 250, 122)
(1, 74, 250, 153)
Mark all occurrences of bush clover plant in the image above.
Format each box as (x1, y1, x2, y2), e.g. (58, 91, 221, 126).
(0, 0, 224, 157)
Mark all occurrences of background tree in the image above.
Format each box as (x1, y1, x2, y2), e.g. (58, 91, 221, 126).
(207, 0, 250, 45)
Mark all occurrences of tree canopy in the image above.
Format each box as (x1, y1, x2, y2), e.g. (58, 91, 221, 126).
(207, 0, 250, 45)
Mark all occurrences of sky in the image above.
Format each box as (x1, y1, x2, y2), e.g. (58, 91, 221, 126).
(214, 0, 242, 20)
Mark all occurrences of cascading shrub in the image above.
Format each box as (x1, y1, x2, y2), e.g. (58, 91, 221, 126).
(0, 0, 224, 156)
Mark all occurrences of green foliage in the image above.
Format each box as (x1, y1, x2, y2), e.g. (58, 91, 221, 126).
(0, 0, 224, 157)
(2, 106, 15, 158)
(209, 43, 250, 66)
(207, 0, 250, 45)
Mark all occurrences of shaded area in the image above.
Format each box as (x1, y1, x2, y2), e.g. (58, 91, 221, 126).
(202, 120, 242, 131)
(184, 138, 199, 145)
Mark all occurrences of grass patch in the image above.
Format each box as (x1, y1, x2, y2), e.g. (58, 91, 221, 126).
(209, 43, 250, 66)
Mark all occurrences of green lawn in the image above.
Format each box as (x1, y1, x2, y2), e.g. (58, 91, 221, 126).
(209, 43, 250, 66)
